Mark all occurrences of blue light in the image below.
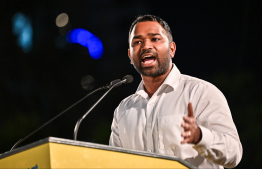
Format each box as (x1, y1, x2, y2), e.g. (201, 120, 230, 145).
(67, 28, 103, 59)
(12, 12, 33, 53)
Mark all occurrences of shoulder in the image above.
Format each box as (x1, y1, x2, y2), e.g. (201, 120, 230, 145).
(118, 94, 135, 107)
(180, 74, 212, 87)
(113, 94, 136, 119)
(179, 74, 226, 99)
(180, 74, 218, 89)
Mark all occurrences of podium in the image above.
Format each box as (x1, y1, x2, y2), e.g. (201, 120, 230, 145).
(0, 137, 197, 169)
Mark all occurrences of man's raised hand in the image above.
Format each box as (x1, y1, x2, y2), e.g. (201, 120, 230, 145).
(181, 103, 202, 144)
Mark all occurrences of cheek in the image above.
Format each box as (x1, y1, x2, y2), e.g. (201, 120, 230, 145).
(157, 44, 170, 55)
(130, 48, 139, 57)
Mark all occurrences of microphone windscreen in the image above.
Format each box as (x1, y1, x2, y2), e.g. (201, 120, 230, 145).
(81, 75, 95, 90)
(123, 75, 133, 84)
(110, 79, 122, 88)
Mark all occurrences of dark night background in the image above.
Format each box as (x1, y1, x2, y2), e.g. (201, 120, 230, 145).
(0, 0, 261, 168)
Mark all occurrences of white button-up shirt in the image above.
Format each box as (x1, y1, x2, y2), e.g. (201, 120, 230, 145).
(109, 64, 242, 168)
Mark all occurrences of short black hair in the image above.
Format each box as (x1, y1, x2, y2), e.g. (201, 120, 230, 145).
(129, 14, 173, 43)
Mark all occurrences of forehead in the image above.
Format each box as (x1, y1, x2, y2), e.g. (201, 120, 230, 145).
(130, 21, 167, 40)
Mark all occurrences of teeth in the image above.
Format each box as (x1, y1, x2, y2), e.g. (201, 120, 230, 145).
(143, 55, 152, 59)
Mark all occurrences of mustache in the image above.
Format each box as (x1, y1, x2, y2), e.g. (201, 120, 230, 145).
(139, 49, 157, 59)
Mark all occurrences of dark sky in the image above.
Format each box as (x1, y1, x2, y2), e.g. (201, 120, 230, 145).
(0, 1, 261, 168)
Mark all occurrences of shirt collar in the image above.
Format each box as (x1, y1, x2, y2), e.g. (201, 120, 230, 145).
(132, 63, 181, 99)
(162, 63, 181, 90)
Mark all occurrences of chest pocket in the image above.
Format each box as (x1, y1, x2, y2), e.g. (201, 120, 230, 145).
(158, 114, 184, 150)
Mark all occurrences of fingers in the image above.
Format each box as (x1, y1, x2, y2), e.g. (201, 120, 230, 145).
(183, 116, 194, 124)
(181, 102, 195, 144)
(181, 121, 190, 130)
(181, 138, 190, 144)
(181, 131, 191, 144)
(181, 120, 192, 144)
(181, 131, 191, 137)
(182, 116, 195, 128)
(187, 102, 194, 117)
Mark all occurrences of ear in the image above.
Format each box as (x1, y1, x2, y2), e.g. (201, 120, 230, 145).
(128, 49, 133, 64)
(170, 42, 176, 58)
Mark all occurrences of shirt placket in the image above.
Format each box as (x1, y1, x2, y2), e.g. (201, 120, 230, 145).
(145, 96, 156, 153)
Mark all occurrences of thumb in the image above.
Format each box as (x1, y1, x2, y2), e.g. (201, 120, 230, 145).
(187, 102, 194, 117)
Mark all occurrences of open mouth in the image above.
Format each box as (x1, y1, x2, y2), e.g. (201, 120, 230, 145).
(142, 55, 156, 65)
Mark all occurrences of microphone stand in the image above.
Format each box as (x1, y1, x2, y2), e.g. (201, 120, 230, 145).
(10, 75, 132, 151)
(73, 79, 124, 140)
(11, 87, 105, 151)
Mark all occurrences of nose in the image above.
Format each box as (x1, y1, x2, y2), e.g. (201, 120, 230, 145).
(141, 39, 153, 50)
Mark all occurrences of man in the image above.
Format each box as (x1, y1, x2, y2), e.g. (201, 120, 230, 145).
(109, 15, 242, 168)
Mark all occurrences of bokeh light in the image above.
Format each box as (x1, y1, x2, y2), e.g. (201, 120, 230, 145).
(12, 12, 33, 53)
(67, 28, 103, 59)
(56, 13, 69, 27)
(81, 75, 95, 90)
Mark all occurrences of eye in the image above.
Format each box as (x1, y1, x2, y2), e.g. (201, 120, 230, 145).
(152, 38, 160, 42)
(133, 41, 141, 46)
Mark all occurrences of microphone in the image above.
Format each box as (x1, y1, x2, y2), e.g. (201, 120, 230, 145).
(101, 79, 121, 89)
(73, 75, 133, 140)
(106, 75, 133, 88)
(101, 75, 133, 89)
(10, 75, 132, 151)
(122, 75, 133, 84)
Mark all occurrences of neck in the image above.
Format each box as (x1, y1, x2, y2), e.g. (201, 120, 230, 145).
(142, 65, 173, 98)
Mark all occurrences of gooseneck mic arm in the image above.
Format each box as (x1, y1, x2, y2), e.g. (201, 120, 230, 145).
(10, 88, 103, 151)
(73, 75, 133, 140)
(10, 77, 127, 151)
(73, 80, 121, 140)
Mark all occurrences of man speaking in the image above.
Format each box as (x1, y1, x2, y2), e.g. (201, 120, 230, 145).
(109, 15, 242, 168)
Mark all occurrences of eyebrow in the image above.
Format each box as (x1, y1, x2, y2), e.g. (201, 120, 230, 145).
(132, 33, 162, 40)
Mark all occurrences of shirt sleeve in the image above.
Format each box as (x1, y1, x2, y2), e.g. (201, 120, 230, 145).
(109, 106, 122, 147)
(192, 83, 243, 168)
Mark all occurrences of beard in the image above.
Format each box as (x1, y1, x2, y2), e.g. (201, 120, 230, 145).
(131, 48, 172, 77)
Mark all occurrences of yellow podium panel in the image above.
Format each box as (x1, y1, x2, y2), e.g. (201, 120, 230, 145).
(0, 137, 197, 169)
(0, 143, 50, 168)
